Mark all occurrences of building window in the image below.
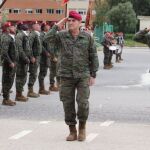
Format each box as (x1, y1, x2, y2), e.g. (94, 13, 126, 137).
(25, 9, 33, 14)
(9, 9, 12, 13)
(47, 9, 54, 14)
(56, 9, 64, 14)
(78, 9, 86, 15)
(12, 9, 21, 14)
(35, 9, 42, 14)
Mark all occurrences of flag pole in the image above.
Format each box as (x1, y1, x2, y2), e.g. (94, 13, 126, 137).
(65, 3, 67, 28)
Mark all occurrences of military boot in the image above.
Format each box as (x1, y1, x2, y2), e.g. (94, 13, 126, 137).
(27, 87, 40, 98)
(78, 121, 86, 141)
(39, 82, 50, 95)
(109, 64, 114, 68)
(49, 84, 59, 92)
(116, 59, 121, 63)
(103, 65, 111, 69)
(2, 99, 16, 106)
(16, 92, 28, 102)
(66, 125, 77, 141)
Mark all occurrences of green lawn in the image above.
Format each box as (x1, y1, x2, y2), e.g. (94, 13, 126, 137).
(125, 39, 147, 47)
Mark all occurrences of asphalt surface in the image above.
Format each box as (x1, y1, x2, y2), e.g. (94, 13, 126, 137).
(0, 47, 150, 150)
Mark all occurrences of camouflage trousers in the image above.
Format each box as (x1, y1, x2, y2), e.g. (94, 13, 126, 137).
(103, 49, 113, 65)
(16, 63, 28, 92)
(28, 57, 40, 88)
(49, 60, 57, 85)
(2, 63, 16, 99)
(38, 63, 48, 85)
(59, 77, 90, 125)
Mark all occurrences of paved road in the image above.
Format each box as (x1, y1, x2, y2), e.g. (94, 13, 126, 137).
(0, 48, 150, 150)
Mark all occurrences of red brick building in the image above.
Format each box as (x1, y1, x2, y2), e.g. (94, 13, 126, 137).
(0, 0, 66, 23)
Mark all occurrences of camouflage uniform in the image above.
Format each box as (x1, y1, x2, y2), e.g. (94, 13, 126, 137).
(1, 33, 18, 100)
(49, 60, 57, 85)
(28, 31, 42, 88)
(15, 31, 31, 94)
(45, 25, 99, 125)
(38, 31, 50, 86)
(101, 36, 113, 67)
(134, 29, 150, 47)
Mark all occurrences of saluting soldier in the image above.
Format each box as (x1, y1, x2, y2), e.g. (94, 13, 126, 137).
(45, 11, 99, 141)
(1, 22, 18, 106)
(27, 21, 42, 98)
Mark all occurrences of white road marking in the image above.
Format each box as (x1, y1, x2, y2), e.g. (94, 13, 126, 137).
(9, 130, 32, 140)
(100, 121, 115, 127)
(39, 121, 51, 124)
(105, 85, 129, 89)
(86, 133, 98, 143)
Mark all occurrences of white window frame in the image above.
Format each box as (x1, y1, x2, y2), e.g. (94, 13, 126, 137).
(25, 9, 33, 14)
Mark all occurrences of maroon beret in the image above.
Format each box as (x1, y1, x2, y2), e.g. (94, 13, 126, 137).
(69, 11, 82, 21)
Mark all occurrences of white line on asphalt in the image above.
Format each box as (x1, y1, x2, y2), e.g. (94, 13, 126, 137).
(39, 121, 52, 124)
(100, 121, 115, 127)
(105, 85, 129, 89)
(9, 130, 32, 140)
(86, 133, 98, 143)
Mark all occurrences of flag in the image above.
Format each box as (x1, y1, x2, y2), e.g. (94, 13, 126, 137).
(61, 0, 69, 5)
(85, 1, 92, 28)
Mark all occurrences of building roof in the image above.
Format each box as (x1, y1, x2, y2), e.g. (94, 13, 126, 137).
(0, 0, 64, 9)
(0, 0, 66, 22)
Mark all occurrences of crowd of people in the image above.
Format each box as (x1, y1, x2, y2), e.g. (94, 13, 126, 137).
(0, 21, 59, 106)
(101, 31, 124, 69)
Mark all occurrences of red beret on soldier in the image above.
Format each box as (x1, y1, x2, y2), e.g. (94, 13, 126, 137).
(69, 10, 82, 21)
(2, 22, 13, 33)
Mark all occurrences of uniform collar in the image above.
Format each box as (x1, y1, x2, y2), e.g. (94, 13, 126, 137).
(34, 31, 41, 36)
(9, 34, 15, 41)
(23, 31, 29, 36)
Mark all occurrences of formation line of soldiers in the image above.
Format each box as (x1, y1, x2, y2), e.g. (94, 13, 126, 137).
(1, 21, 59, 106)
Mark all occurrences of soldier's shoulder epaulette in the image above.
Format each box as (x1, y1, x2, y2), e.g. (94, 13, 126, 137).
(82, 31, 90, 35)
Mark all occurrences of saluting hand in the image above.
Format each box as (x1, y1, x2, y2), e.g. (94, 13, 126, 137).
(56, 18, 68, 29)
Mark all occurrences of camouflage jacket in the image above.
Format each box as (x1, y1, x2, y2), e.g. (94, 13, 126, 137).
(29, 31, 42, 57)
(45, 25, 99, 78)
(40, 31, 51, 66)
(40, 32, 51, 56)
(16, 31, 32, 63)
(134, 29, 150, 47)
(1, 33, 18, 65)
(101, 36, 112, 51)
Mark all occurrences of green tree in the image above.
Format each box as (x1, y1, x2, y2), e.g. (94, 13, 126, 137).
(107, 2, 137, 32)
(95, 0, 109, 25)
(133, 0, 150, 16)
(107, 0, 131, 8)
